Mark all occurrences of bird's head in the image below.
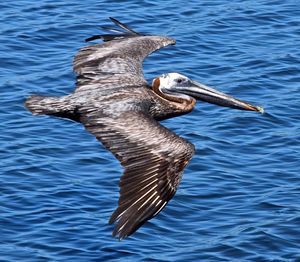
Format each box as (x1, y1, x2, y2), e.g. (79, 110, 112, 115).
(152, 73, 263, 113)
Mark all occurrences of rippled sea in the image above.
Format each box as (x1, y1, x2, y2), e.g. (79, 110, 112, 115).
(1, 0, 300, 261)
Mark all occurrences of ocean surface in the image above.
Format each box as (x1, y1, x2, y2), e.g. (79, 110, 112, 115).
(1, 0, 300, 261)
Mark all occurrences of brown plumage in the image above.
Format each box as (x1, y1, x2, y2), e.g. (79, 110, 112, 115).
(25, 18, 263, 240)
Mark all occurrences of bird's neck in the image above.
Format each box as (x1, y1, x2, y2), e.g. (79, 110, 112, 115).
(152, 78, 195, 108)
(151, 78, 196, 120)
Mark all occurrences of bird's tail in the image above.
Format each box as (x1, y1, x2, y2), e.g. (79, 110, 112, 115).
(25, 95, 73, 116)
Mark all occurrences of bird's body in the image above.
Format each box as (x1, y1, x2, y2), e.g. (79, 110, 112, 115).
(25, 18, 263, 239)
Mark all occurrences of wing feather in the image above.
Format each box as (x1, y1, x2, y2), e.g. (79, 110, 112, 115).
(73, 19, 175, 92)
(74, 18, 190, 239)
(79, 109, 195, 239)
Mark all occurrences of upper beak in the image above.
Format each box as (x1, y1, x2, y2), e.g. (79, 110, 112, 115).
(185, 81, 264, 113)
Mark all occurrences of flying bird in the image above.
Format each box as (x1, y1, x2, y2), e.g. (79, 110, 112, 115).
(25, 17, 263, 239)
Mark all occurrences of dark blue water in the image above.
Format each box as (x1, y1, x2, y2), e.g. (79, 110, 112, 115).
(1, 1, 300, 261)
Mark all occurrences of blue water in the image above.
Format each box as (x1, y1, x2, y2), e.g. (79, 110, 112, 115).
(1, 0, 300, 261)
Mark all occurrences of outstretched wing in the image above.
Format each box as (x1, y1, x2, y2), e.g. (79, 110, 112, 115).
(73, 18, 176, 92)
(79, 108, 195, 239)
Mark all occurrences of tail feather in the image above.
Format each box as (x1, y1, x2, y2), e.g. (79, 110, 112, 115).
(25, 95, 74, 117)
(25, 96, 51, 115)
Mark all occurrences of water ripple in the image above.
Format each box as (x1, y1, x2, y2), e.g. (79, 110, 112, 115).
(1, 0, 300, 261)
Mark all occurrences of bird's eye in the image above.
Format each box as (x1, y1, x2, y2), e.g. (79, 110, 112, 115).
(177, 78, 183, 83)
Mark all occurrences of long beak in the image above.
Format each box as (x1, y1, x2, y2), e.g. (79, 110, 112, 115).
(186, 81, 264, 113)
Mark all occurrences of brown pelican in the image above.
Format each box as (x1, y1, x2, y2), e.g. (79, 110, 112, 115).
(25, 18, 263, 240)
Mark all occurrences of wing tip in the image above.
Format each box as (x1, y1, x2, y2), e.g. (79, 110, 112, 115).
(85, 17, 142, 42)
(110, 220, 133, 240)
(109, 206, 145, 240)
(85, 35, 102, 42)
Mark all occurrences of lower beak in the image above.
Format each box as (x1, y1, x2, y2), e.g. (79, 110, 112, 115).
(186, 81, 264, 113)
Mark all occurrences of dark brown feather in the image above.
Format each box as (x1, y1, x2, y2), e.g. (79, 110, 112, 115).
(79, 109, 195, 239)
(73, 34, 175, 92)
